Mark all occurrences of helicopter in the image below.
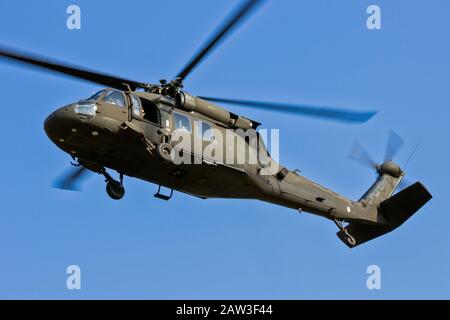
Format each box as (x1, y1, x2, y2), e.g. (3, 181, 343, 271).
(0, 0, 431, 248)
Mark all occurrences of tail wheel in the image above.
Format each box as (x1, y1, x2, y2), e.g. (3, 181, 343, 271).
(157, 143, 173, 162)
(344, 232, 356, 247)
(106, 181, 125, 200)
(334, 219, 357, 247)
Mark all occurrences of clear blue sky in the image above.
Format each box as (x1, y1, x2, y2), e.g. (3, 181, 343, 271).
(0, 0, 449, 299)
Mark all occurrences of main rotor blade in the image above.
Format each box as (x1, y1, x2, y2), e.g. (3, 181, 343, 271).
(176, 0, 265, 81)
(198, 96, 377, 124)
(384, 130, 404, 162)
(52, 166, 90, 191)
(0, 45, 148, 91)
(349, 142, 377, 169)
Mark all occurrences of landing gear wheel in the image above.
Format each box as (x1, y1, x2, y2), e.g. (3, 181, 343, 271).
(106, 181, 125, 200)
(344, 231, 356, 247)
(157, 143, 173, 162)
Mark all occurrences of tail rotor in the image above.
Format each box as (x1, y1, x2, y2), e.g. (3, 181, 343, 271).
(350, 130, 404, 177)
(384, 131, 404, 163)
(349, 131, 424, 191)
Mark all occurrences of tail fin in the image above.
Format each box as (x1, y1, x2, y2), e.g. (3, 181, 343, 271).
(337, 182, 432, 248)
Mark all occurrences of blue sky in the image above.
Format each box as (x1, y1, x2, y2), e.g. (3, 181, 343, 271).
(0, 0, 449, 299)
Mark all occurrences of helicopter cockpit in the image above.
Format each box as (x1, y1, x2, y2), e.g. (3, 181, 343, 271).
(80, 89, 160, 124)
(85, 89, 126, 107)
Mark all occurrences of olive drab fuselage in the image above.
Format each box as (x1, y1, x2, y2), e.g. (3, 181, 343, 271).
(44, 88, 382, 225)
(45, 89, 269, 200)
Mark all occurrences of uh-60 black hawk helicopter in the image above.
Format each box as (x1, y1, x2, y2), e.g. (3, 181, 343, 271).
(0, 0, 432, 248)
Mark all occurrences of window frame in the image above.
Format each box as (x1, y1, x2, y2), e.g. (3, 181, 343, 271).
(102, 90, 127, 108)
(173, 111, 192, 133)
(195, 119, 214, 142)
(86, 89, 107, 102)
(130, 95, 142, 117)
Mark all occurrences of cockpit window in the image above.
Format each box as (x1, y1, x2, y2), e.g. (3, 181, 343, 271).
(86, 90, 106, 101)
(131, 95, 142, 117)
(103, 90, 126, 108)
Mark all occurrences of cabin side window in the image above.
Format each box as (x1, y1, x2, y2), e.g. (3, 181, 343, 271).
(195, 120, 213, 141)
(173, 112, 191, 133)
(103, 90, 126, 108)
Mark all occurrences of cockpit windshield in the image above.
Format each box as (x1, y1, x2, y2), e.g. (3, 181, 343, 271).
(86, 90, 106, 101)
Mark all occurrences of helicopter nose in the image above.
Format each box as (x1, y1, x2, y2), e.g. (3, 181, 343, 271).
(43, 105, 77, 144)
(44, 111, 56, 135)
(44, 110, 59, 142)
(44, 104, 121, 154)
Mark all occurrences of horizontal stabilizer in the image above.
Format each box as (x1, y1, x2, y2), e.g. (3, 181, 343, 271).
(337, 182, 432, 248)
(378, 182, 432, 226)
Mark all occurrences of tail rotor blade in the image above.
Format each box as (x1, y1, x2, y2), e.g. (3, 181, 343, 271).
(349, 141, 377, 169)
(384, 130, 404, 162)
(52, 166, 90, 191)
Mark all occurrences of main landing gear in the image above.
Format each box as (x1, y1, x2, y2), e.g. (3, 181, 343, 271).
(101, 169, 125, 200)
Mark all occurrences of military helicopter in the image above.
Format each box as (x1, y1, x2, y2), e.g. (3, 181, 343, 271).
(0, 0, 431, 248)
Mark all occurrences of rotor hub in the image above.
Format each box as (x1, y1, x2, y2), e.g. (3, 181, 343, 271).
(377, 161, 403, 178)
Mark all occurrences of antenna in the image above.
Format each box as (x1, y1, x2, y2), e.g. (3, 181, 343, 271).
(403, 139, 422, 171)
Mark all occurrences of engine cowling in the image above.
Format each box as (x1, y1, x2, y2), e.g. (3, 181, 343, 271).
(176, 92, 231, 124)
(175, 92, 254, 130)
